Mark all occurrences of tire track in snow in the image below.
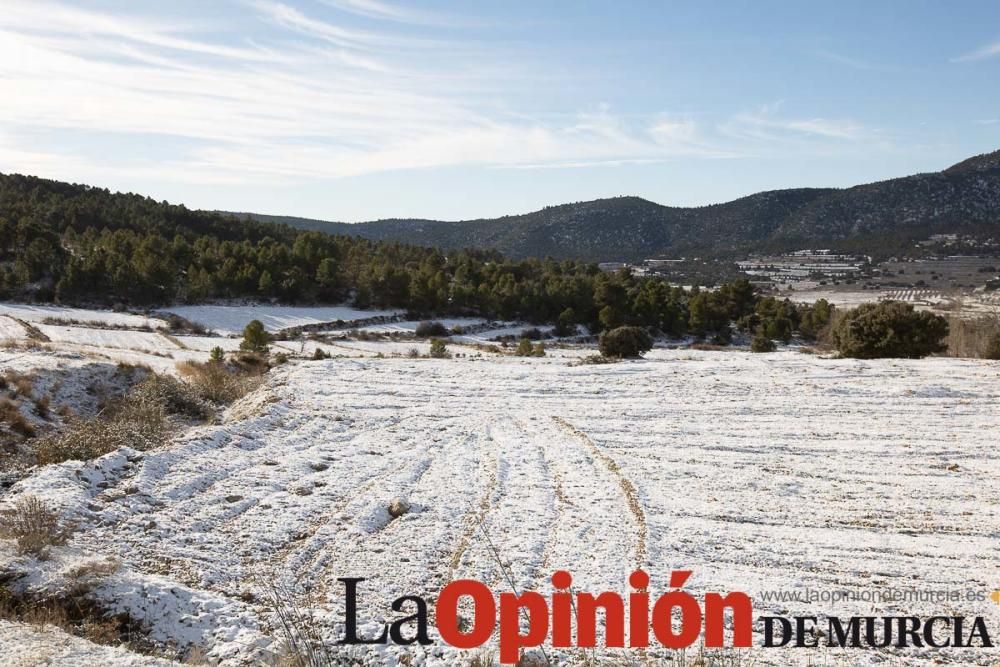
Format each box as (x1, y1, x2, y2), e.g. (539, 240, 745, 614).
(444, 444, 499, 585)
(446, 416, 556, 597)
(552, 415, 648, 569)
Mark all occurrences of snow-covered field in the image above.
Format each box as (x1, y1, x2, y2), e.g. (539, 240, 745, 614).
(161, 305, 403, 335)
(3, 350, 998, 665)
(0, 303, 164, 329)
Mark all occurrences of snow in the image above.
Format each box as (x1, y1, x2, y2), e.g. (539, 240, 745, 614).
(352, 318, 487, 334)
(452, 324, 553, 344)
(0, 315, 29, 340)
(0, 303, 165, 329)
(0, 620, 177, 666)
(37, 325, 181, 356)
(2, 350, 997, 665)
(161, 305, 403, 335)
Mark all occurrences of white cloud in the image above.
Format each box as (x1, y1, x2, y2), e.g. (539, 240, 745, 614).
(720, 106, 867, 144)
(951, 40, 1000, 63)
(0, 0, 880, 187)
(320, 0, 454, 26)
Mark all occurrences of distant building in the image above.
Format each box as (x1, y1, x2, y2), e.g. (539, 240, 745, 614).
(597, 262, 628, 272)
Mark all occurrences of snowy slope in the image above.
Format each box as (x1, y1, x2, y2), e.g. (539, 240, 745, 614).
(2, 352, 998, 665)
(0, 303, 165, 329)
(161, 305, 403, 335)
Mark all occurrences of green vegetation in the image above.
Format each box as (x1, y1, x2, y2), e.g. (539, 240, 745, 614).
(515, 338, 546, 357)
(599, 326, 653, 358)
(833, 301, 949, 359)
(240, 320, 270, 354)
(0, 174, 835, 343)
(750, 332, 777, 353)
(428, 338, 450, 359)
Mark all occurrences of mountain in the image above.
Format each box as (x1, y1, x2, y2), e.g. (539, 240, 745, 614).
(229, 149, 1000, 261)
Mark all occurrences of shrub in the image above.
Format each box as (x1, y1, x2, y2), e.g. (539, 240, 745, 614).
(407, 347, 420, 358)
(750, 331, 776, 353)
(312, 348, 329, 360)
(34, 395, 169, 464)
(414, 321, 448, 338)
(599, 326, 652, 358)
(177, 361, 263, 404)
(240, 319, 270, 354)
(209, 346, 226, 364)
(272, 352, 289, 366)
(129, 374, 212, 421)
(985, 332, 1000, 360)
(166, 314, 208, 335)
(532, 342, 546, 357)
(832, 301, 949, 359)
(946, 315, 1000, 358)
(428, 338, 450, 358)
(553, 307, 577, 337)
(0, 398, 35, 438)
(515, 338, 534, 356)
(0, 496, 71, 557)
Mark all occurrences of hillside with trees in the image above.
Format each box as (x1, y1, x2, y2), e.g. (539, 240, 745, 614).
(232, 149, 1000, 262)
(0, 172, 829, 343)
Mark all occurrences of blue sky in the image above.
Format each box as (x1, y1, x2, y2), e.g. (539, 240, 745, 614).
(1, 0, 999, 221)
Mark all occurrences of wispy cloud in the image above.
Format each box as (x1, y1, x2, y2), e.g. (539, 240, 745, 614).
(320, 0, 457, 26)
(815, 49, 899, 72)
(720, 104, 868, 144)
(0, 0, 881, 188)
(951, 40, 1000, 63)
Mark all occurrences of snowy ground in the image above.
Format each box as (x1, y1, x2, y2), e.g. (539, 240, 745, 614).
(0, 303, 164, 329)
(2, 350, 997, 665)
(161, 305, 403, 335)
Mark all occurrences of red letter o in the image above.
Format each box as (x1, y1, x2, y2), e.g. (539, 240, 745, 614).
(436, 580, 497, 649)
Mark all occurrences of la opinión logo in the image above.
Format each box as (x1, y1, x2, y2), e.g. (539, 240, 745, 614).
(338, 569, 751, 663)
(335, 571, 995, 663)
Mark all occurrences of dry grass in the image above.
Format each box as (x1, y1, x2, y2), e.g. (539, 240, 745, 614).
(130, 374, 213, 421)
(0, 397, 35, 438)
(0, 495, 72, 557)
(34, 395, 169, 465)
(0, 586, 136, 650)
(2, 370, 35, 397)
(256, 577, 341, 667)
(177, 361, 264, 405)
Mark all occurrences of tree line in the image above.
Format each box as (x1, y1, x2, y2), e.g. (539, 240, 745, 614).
(0, 173, 832, 341)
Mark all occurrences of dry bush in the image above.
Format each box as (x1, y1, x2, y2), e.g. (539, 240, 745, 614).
(33, 395, 50, 418)
(575, 354, 619, 365)
(257, 577, 340, 667)
(0, 585, 134, 650)
(688, 342, 730, 352)
(467, 651, 497, 667)
(2, 370, 35, 397)
(34, 396, 169, 465)
(0, 397, 35, 438)
(946, 313, 1000, 358)
(0, 339, 44, 351)
(130, 374, 213, 421)
(64, 557, 121, 585)
(0, 495, 72, 557)
(177, 361, 263, 405)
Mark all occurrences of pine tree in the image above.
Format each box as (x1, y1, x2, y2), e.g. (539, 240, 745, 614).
(240, 320, 270, 354)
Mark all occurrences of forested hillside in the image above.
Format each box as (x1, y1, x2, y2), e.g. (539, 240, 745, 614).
(233, 149, 1000, 261)
(0, 173, 831, 341)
